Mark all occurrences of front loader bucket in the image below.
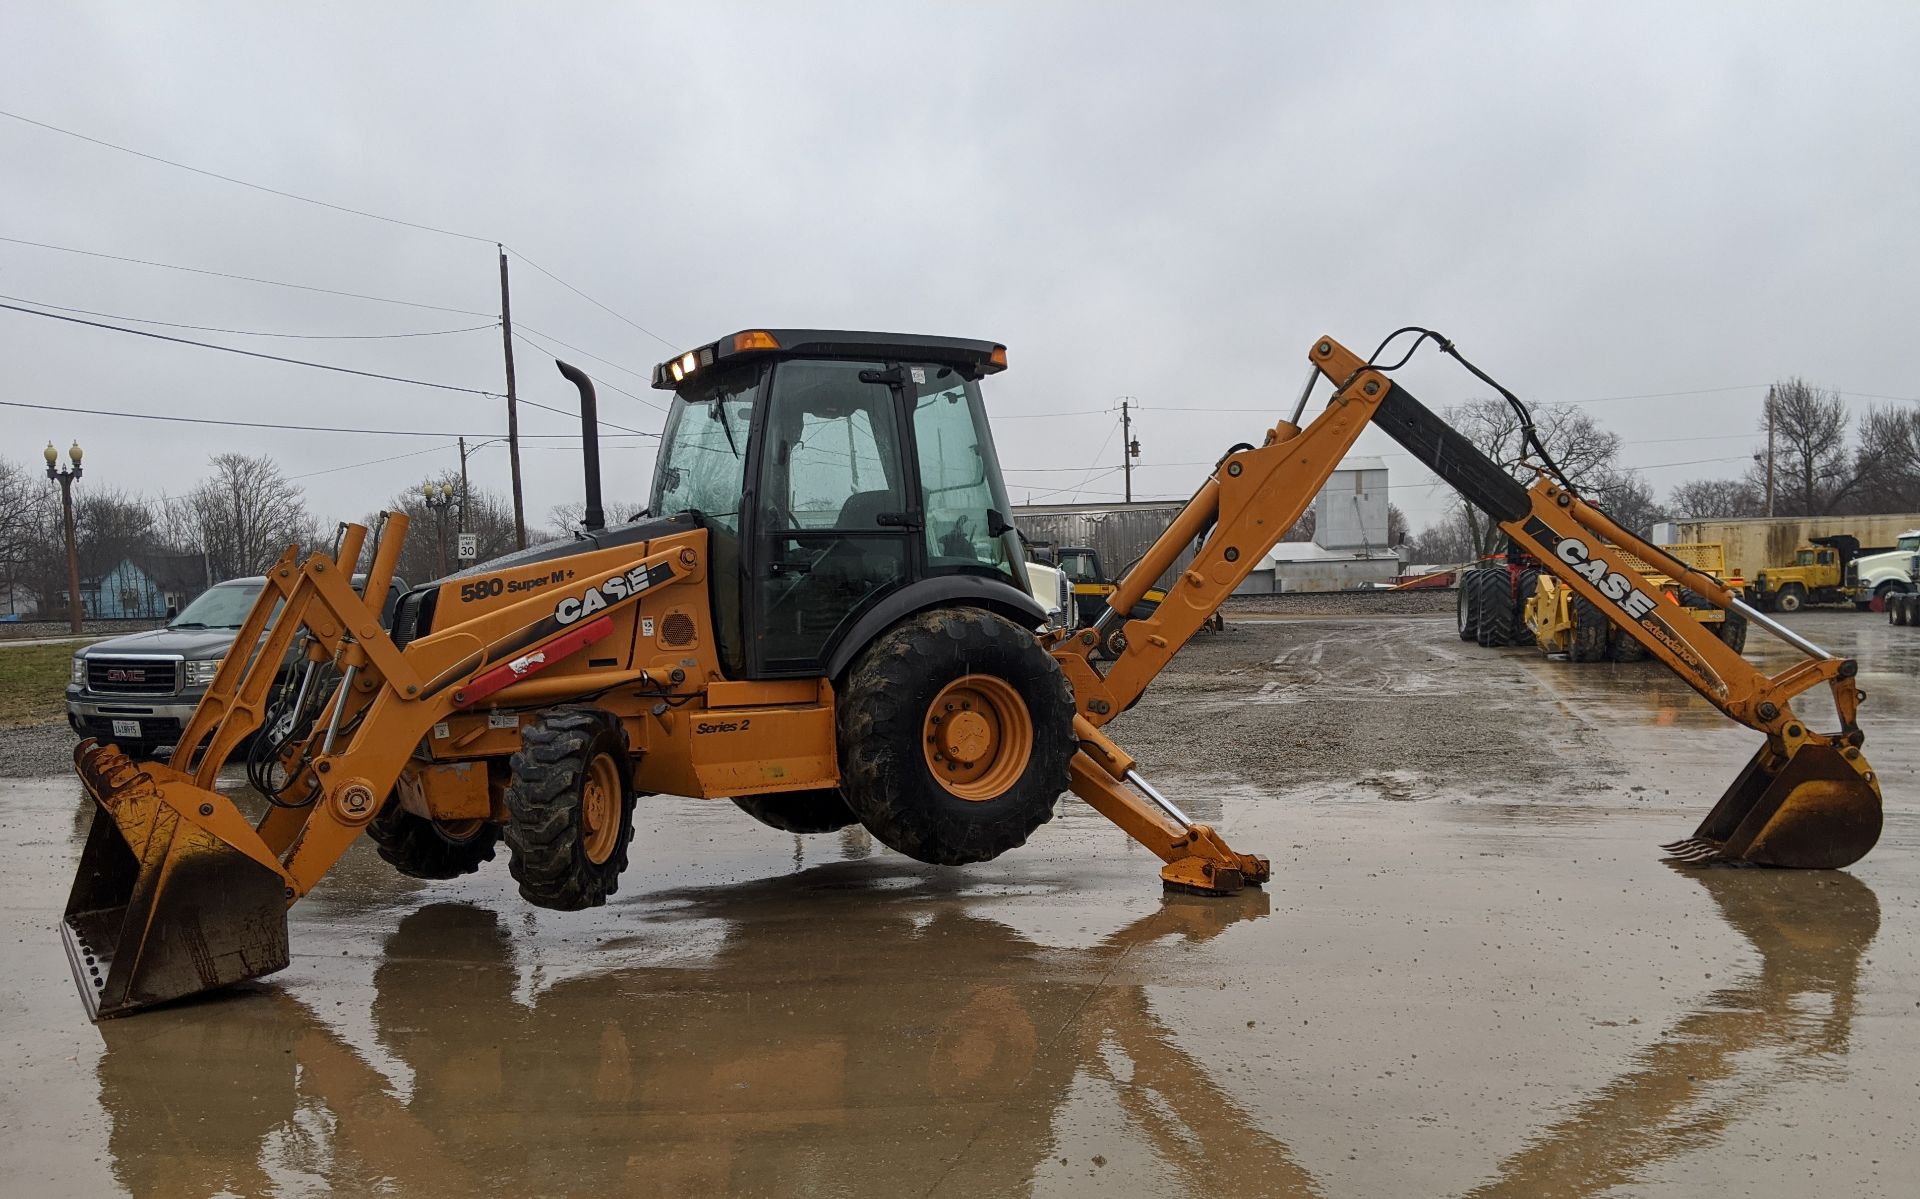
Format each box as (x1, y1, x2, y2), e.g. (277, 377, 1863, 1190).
(1664, 739, 1882, 869)
(62, 740, 291, 1020)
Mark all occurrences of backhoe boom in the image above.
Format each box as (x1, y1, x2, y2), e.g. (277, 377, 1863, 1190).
(1055, 335, 1881, 873)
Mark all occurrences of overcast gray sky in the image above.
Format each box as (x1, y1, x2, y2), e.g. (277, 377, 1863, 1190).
(5, 2, 1918, 537)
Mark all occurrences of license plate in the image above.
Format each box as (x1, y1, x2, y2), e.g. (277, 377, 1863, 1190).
(111, 720, 142, 739)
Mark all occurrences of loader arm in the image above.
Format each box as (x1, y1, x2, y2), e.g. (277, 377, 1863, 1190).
(1056, 335, 1880, 880)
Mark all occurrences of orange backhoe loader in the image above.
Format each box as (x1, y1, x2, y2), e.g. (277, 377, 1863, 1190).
(63, 329, 1883, 1018)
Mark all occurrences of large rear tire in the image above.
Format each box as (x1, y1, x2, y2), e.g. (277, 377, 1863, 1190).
(837, 608, 1075, 866)
(732, 789, 860, 834)
(367, 798, 499, 880)
(1475, 570, 1514, 648)
(504, 707, 636, 911)
(1568, 595, 1611, 662)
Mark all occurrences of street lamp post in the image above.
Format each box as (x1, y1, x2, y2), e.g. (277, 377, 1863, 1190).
(44, 440, 84, 634)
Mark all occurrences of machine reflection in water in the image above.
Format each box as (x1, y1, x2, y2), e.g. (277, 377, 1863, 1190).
(93, 862, 1877, 1197)
(95, 867, 1315, 1198)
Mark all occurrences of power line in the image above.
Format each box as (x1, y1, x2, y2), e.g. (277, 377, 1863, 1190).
(503, 246, 678, 351)
(0, 397, 608, 440)
(510, 329, 669, 414)
(0, 301, 659, 440)
(0, 107, 494, 244)
(0, 110, 676, 349)
(515, 394, 658, 437)
(514, 321, 657, 386)
(288, 442, 462, 480)
(0, 300, 500, 396)
(0, 235, 494, 316)
(0, 292, 495, 340)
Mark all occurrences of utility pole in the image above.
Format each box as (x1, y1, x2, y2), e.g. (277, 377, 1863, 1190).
(44, 440, 84, 634)
(458, 435, 470, 540)
(1120, 398, 1136, 503)
(498, 245, 527, 549)
(1764, 385, 1776, 517)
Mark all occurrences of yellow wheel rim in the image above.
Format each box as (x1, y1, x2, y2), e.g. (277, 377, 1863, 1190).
(581, 751, 623, 865)
(436, 818, 487, 843)
(922, 675, 1033, 802)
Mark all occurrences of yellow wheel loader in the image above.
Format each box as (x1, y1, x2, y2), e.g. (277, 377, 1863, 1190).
(63, 328, 1886, 1018)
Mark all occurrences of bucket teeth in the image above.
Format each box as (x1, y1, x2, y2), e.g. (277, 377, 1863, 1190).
(1661, 837, 1729, 865)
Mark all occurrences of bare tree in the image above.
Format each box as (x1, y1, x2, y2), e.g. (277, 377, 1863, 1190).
(1749, 378, 1855, 516)
(1281, 507, 1316, 543)
(0, 456, 54, 614)
(1387, 503, 1410, 547)
(1668, 477, 1763, 520)
(1848, 407, 1920, 513)
(370, 472, 524, 584)
(184, 453, 314, 579)
(1440, 398, 1623, 554)
(1406, 517, 1474, 566)
(1589, 469, 1665, 537)
(543, 497, 648, 543)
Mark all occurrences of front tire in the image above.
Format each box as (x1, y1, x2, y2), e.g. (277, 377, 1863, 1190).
(367, 799, 499, 880)
(504, 707, 636, 911)
(732, 789, 860, 834)
(1774, 584, 1805, 613)
(837, 608, 1075, 866)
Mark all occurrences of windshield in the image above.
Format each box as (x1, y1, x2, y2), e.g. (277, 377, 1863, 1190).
(1057, 550, 1100, 582)
(1899, 534, 1920, 553)
(170, 583, 264, 629)
(650, 363, 760, 532)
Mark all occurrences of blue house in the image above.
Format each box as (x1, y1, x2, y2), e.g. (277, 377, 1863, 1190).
(85, 553, 209, 619)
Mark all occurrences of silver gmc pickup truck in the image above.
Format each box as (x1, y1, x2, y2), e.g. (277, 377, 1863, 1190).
(66, 574, 401, 758)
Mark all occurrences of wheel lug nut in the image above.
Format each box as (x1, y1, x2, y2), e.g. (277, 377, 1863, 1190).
(961, 701, 971, 710)
(945, 703, 955, 712)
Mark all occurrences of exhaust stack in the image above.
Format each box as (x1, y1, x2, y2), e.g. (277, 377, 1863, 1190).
(555, 360, 604, 533)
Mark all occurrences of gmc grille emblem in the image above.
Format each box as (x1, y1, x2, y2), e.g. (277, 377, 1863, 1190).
(106, 668, 145, 683)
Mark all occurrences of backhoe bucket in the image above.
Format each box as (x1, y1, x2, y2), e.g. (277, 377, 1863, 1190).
(1664, 739, 1882, 869)
(62, 740, 291, 1020)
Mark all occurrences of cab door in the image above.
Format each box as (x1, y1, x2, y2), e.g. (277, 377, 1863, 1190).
(749, 359, 916, 675)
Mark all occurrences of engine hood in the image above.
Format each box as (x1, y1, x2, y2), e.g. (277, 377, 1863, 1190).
(77, 626, 239, 660)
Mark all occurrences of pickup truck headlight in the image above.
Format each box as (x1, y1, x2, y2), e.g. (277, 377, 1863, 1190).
(70, 656, 86, 686)
(185, 659, 224, 687)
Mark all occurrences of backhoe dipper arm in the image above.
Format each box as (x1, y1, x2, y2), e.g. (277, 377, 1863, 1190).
(1056, 335, 1881, 882)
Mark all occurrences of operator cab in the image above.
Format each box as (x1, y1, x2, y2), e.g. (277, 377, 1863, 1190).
(649, 330, 1032, 678)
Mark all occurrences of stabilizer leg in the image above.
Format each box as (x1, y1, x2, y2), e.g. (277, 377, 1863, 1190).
(1067, 718, 1270, 895)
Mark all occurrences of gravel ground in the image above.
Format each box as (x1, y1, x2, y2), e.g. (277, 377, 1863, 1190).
(1223, 589, 1454, 616)
(0, 724, 73, 779)
(1105, 613, 1592, 795)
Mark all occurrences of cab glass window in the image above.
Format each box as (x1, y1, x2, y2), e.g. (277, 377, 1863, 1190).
(910, 364, 1018, 581)
(651, 364, 759, 532)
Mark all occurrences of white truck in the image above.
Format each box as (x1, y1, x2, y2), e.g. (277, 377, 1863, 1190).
(1846, 528, 1920, 609)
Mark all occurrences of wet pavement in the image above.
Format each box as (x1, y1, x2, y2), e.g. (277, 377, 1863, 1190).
(1, 611, 1915, 1196)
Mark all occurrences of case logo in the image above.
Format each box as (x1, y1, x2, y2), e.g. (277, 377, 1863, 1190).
(1553, 536, 1658, 618)
(555, 564, 659, 626)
